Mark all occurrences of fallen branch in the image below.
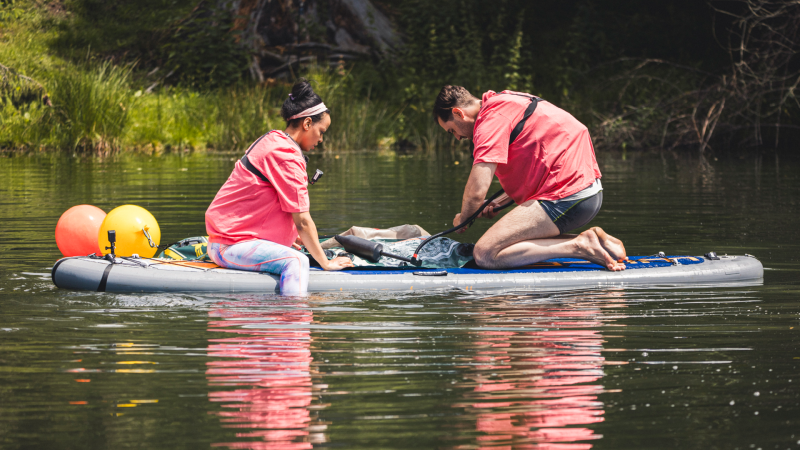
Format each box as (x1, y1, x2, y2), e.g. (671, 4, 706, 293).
(590, 0, 800, 152)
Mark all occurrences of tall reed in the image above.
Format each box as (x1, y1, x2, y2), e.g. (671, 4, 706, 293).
(210, 84, 281, 151)
(125, 88, 214, 151)
(49, 62, 133, 152)
(305, 67, 399, 151)
(3, 62, 404, 152)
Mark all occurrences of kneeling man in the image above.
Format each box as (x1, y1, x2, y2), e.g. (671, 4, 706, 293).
(434, 85, 627, 271)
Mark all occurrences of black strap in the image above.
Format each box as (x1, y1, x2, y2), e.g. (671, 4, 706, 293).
(470, 93, 540, 161)
(240, 131, 309, 184)
(97, 263, 113, 292)
(507, 93, 539, 146)
(241, 132, 272, 184)
(241, 154, 270, 184)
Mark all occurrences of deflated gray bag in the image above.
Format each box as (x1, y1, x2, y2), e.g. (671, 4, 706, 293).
(320, 236, 474, 269)
(314, 224, 475, 269)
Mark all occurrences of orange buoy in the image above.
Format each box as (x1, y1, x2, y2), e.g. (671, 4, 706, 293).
(55, 205, 107, 257)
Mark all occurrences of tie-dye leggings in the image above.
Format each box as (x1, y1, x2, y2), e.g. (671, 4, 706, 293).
(208, 240, 310, 296)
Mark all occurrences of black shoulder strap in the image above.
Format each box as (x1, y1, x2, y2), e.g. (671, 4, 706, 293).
(239, 132, 309, 184)
(507, 94, 539, 146)
(240, 132, 272, 184)
(241, 155, 270, 184)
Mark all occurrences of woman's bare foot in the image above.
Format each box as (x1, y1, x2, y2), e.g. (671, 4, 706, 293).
(591, 227, 628, 262)
(574, 229, 626, 271)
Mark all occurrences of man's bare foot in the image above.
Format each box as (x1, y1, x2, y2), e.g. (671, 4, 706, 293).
(574, 229, 626, 271)
(591, 227, 628, 262)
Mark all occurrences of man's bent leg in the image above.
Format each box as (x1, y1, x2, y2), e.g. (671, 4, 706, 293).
(473, 200, 624, 271)
(590, 227, 627, 262)
(474, 199, 560, 262)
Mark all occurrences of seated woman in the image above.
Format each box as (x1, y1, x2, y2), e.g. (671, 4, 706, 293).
(205, 79, 353, 295)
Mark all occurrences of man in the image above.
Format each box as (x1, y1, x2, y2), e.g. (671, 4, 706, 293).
(433, 85, 627, 271)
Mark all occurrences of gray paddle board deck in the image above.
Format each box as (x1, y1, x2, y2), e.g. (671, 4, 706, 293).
(51, 254, 764, 294)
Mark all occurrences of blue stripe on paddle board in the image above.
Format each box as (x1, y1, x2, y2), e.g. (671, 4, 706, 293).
(322, 256, 705, 275)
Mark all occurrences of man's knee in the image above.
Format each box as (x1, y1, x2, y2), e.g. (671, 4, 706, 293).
(472, 243, 500, 269)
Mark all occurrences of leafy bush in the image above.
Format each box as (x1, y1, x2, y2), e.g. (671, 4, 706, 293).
(0, 97, 51, 149)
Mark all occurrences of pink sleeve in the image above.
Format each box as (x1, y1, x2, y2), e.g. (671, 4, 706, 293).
(473, 110, 513, 165)
(273, 160, 310, 213)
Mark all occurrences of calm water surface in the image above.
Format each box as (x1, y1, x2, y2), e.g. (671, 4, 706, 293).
(1, 149, 799, 449)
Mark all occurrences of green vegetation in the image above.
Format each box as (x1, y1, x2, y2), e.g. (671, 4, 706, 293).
(1, 0, 798, 154)
(0, 1, 390, 152)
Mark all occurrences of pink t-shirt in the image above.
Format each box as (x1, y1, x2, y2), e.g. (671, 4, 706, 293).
(205, 131, 310, 247)
(473, 90, 602, 203)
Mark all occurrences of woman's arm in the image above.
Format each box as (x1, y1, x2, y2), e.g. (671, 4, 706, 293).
(292, 212, 353, 270)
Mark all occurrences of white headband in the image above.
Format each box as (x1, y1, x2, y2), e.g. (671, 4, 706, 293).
(288, 102, 328, 120)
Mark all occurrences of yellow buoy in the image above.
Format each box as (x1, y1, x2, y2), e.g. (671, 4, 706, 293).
(98, 205, 161, 258)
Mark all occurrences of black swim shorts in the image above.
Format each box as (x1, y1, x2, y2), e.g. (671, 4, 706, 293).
(538, 191, 603, 234)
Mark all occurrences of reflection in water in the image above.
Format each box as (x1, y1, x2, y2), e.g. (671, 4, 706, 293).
(1, 152, 796, 449)
(206, 300, 326, 450)
(453, 295, 625, 449)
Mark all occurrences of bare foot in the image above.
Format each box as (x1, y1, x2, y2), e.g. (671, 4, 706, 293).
(574, 229, 626, 271)
(591, 227, 628, 262)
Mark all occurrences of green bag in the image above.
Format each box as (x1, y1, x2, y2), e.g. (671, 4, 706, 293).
(158, 236, 210, 261)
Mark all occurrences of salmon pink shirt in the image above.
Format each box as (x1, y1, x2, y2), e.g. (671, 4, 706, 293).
(206, 131, 309, 247)
(472, 90, 602, 204)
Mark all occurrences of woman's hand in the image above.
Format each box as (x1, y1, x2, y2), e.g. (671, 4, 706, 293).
(321, 256, 354, 271)
(292, 212, 354, 271)
(292, 235, 304, 250)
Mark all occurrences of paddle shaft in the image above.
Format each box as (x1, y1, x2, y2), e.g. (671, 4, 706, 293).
(412, 189, 513, 262)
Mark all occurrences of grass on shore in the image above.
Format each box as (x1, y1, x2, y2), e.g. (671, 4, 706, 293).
(2, 61, 404, 153)
(0, 4, 409, 153)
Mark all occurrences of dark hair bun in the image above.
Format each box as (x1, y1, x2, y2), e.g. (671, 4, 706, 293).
(281, 78, 327, 125)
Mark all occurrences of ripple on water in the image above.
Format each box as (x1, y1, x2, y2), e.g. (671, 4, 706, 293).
(1, 154, 799, 449)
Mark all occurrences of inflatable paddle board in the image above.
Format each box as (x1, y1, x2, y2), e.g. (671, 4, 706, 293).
(51, 254, 764, 294)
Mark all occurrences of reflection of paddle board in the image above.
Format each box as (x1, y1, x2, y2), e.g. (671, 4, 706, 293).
(51, 254, 764, 294)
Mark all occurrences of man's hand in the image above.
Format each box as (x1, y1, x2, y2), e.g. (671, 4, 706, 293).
(453, 213, 468, 234)
(479, 192, 510, 219)
(478, 200, 502, 219)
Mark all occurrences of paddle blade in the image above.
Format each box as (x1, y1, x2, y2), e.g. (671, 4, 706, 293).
(334, 235, 383, 263)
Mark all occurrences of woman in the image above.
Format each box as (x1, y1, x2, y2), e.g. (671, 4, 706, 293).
(205, 79, 353, 295)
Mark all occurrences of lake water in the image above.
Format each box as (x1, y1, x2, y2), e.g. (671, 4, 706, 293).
(1, 149, 798, 449)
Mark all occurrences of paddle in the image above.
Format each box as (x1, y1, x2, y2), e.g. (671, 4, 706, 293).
(410, 189, 513, 264)
(334, 235, 417, 264)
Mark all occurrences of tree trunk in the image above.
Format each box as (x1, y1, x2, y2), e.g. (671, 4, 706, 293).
(222, 0, 401, 80)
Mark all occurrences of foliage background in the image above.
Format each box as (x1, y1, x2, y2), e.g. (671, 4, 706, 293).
(1, 0, 797, 154)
